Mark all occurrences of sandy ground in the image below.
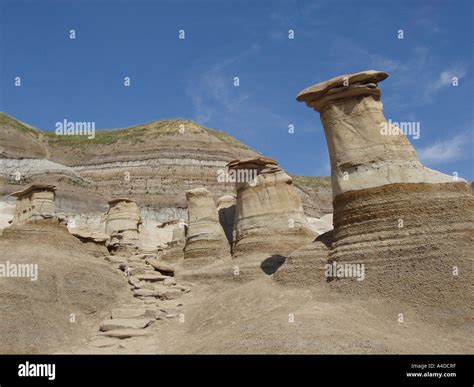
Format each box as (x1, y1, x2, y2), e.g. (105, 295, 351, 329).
(68, 276, 473, 354)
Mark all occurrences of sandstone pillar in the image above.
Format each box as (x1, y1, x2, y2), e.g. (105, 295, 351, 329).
(297, 70, 454, 197)
(160, 219, 186, 263)
(183, 187, 231, 267)
(229, 157, 314, 260)
(10, 185, 56, 224)
(105, 198, 141, 250)
(292, 70, 473, 321)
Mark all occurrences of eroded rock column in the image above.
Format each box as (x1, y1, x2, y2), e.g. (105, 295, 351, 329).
(183, 187, 231, 268)
(297, 70, 453, 197)
(292, 70, 473, 320)
(105, 198, 141, 251)
(10, 184, 56, 224)
(229, 157, 314, 260)
(160, 219, 186, 263)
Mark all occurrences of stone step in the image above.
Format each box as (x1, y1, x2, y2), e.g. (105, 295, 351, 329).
(111, 308, 157, 320)
(145, 257, 175, 275)
(100, 318, 154, 332)
(128, 277, 141, 287)
(172, 284, 191, 293)
(133, 287, 183, 300)
(133, 288, 162, 298)
(157, 288, 183, 300)
(143, 298, 160, 305)
(133, 281, 155, 290)
(163, 277, 177, 286)
(105, 255, 128, 264)
(133, 253, 156, 260)
(100, 329, 153, 339)
(160, 307, 181, 316)
(160, 300, 184, 308)
(134, 273, 168, 282)
(89, 337, 119, 348)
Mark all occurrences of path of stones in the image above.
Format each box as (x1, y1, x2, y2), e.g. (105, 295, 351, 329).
(85, 251, 191, 350)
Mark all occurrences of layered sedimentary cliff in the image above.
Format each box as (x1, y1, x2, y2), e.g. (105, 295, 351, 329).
(0, 113, 332, 236)
(0, 113, 48, 159)
(45, 119, 259, 220)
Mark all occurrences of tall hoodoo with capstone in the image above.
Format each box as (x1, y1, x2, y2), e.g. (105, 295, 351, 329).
(293, 70, 473, 320)
(229, 157, 314, 259)
(10, 184, 56, 224)
(183, 187, 231, 267)
(296, 70, 454, 197)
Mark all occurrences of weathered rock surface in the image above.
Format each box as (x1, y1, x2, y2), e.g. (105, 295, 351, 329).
(10, 184, 56, 224)
(329, 182, 473, 315)
(100, 329, 152, 339)
(69, 226, 110, 244)
(297, 70, 456, 197)
(105, 198, 141, 250)
(45, 119, 259, 221)
(292, 175, 333, 217)
(217, 195, 236, 246)
(99, 318, 153, 332)
(134, 272, 168, 282)
(0, 113, 48, 159)
(229, 157, 315, 259)
(111, 308, 156, 319)
(145, 257, 175, 275)
(0, 157, 108, 236)
(274, 231, 332, 286)
(0, 113, 334, 221)
(285, 70, 474, 323)
(183, 188, 231, 267)
(0, 219, 129, 353)
(306, 214, 333, 235)
(159, 220, 186, 263)
(0, 197, 14, 232)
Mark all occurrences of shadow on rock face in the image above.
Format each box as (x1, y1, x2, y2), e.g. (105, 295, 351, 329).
(260, 255, 286, 275)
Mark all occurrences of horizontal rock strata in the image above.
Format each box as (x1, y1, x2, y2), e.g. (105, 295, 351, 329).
(329, 182, 473, 312)
(229, 157, 315, 260)
(183, 188, 231, 268)
(297, 70, 454, 197)
(278, 70, 474, 323)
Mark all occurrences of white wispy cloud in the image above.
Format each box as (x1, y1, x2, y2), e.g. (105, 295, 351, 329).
(267, 0, 327, 41)
(423, 67, 467, 100)
(418, 132, 474, 164)
(185, 44, 260, 125)
(185, 43, 290, 138)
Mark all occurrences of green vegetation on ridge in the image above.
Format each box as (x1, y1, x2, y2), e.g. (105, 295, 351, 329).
(41, 118, 251, 150)
(292, 175, 331, 189)
(0, 112, 41, 136)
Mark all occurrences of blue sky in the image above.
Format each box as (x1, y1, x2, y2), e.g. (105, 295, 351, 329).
(1, 0, 473, 180)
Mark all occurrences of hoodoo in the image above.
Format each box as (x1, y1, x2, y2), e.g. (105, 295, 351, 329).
(296, 70, 454, 197)
(183, 187, 231, 268)
(281, 70, 474, 321)
(229, 157, 314, 259)
(10, 184, 56, 224)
